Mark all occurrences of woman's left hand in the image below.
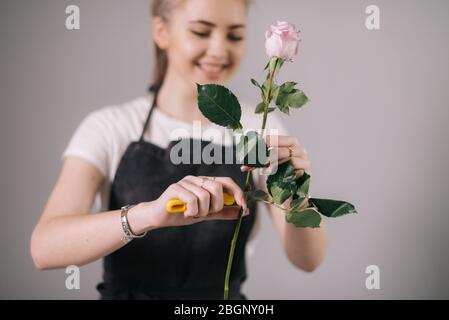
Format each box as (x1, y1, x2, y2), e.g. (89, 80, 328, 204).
(241, 135, 311, 177)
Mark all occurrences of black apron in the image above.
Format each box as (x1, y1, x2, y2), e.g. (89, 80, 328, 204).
(96, 87, 257, 300)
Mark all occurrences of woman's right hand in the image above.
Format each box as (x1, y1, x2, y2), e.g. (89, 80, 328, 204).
(143, 175, 249, 228)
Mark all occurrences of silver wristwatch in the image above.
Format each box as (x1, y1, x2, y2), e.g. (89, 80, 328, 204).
(120, 204, 147, 244)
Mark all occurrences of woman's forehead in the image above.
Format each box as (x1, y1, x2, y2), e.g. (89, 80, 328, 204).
(175, 0, 248, 27)
(188, 19, 246, 30)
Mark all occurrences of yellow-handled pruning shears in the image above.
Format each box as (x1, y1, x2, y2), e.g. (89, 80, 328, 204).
(166, 192, 236, 213)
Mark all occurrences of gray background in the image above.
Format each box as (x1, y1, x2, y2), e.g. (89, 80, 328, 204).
(1, 0, 448, 299)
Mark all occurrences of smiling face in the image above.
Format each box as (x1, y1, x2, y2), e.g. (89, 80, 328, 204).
(154, 0, 248, 86)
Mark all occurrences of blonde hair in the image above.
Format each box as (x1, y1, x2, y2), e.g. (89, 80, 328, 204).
(149, 0, 252, 92)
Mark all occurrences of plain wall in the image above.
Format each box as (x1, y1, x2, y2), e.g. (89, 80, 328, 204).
(1, 0, 448, 299)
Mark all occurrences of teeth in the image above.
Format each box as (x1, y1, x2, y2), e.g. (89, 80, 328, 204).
(200, 64, 223, 72)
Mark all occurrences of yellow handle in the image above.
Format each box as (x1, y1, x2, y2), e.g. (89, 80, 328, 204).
(166, 192, 236, 213)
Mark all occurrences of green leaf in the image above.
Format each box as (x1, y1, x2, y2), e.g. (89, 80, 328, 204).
(288, 90, 309, 109)
(268, 57, 277, 74)
(267, 161, 297, 194)
(270, 83, 279, 101)
(271, 85, 280, 102)
(255, 102, 265, 114)
(291, 196, 307, 210)
(263, 60, 270, 71)
(276, 90, 309, 111)
(196, 83, 242, 130)
(261, 79, 269, 101)
(286, 208, 321, 228)
(279, 81, 298, 94)
(278, 103, 290, 115)
(236, 131, 269, 168)
(266, 161, 298, 204)
(309, 198, 357, 218)
(255, 102, 275, 114)
(296, 171, 311, 198)
(276, 59, 284, 72)
(275, 82, 309, 114)
(251, 78, 261, 89)
(268, 56, 284, 75)
(244, 190, 269, 202)
(270, 183, 292, 205)
(261, 79, 279, 102)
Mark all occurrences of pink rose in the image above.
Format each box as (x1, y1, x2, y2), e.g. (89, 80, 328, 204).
(265, 21, 301, 62)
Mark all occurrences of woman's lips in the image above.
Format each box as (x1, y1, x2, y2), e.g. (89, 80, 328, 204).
(195, 62, 228, 80)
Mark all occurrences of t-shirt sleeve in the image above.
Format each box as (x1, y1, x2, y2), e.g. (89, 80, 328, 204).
(61, 108, 112, 178)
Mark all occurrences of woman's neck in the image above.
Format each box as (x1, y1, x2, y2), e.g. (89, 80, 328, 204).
(155, 73, 211, 126)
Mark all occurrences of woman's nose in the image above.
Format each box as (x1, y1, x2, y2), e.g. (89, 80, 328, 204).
(206, 34, 229, 60)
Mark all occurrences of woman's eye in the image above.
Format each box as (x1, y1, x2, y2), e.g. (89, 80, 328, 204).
(191, 31, 209, 38)
(190, 30, 243, 42)
(228, 35, 243, 42)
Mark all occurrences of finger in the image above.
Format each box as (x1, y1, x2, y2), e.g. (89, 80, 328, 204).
(240, 165, 255, 172)
(275, 146, 307, 160)
(296, 167, 312, 176)
(290, 157, 312, 175)
(177, 180, 210, 217)
(197, 177, 224, 213)
(265, 135, 300, 148)
(170, 183, 199, 217)
(181, 175, 203, 185)
(265, 148, 289, 170)
(213, 177, 247, 212)
(266, 150, 310, 175)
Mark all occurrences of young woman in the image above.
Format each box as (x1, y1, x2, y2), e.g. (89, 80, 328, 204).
(31, 0, 327, 299)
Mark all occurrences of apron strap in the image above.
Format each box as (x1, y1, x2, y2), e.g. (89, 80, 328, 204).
(139, 84, 160, 143)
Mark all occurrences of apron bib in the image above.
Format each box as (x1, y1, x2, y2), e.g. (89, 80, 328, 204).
(97, 87, 257, 299)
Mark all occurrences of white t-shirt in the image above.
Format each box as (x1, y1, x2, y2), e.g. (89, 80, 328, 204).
(62, 94, 289, 256)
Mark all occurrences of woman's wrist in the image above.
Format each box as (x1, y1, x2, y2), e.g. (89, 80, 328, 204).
(126, 202, 158, 235)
